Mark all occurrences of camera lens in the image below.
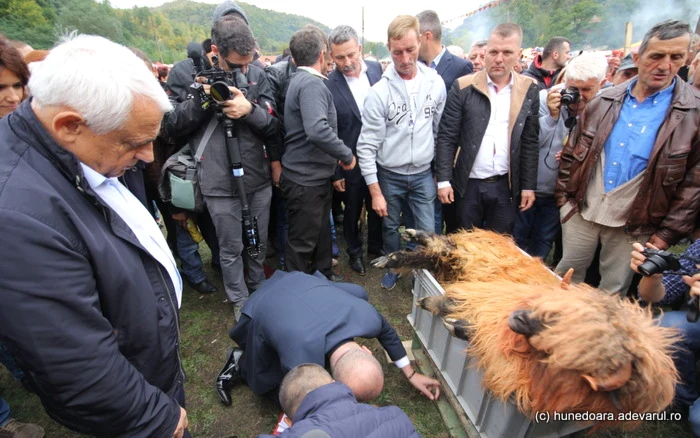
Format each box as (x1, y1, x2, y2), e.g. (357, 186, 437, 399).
(210, 81, 231, 104)
(638, 256, 666, 277)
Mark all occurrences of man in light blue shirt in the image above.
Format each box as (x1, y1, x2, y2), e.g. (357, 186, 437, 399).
(555, 20, 699, 296)
(602, 78, 675, 192)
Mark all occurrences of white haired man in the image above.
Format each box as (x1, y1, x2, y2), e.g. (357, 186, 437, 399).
(514, 52, 608, 260)
(0, 35, 189, 437)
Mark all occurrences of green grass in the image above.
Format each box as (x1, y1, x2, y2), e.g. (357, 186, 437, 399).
(0, 235, 694, 437)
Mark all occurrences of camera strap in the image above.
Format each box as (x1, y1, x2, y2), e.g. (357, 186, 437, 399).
(193, 117, 219, 163)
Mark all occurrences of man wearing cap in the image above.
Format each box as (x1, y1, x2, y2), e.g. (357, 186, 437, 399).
(612, 54, 639, 86)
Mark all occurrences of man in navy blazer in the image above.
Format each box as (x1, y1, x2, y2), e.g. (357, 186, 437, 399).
(214, 270, 440, 406)
(326, 25, 385, 275)
(417, 10, 473, 235)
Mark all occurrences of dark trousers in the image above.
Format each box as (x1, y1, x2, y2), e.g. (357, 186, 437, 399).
(457, 178, 516, 234)
(281, 177, 332, 277)
(514, 195, 561, 260)
(442, 201, 460, 234)
(343, 179, 382, 257)
(173, 384, 191, 438)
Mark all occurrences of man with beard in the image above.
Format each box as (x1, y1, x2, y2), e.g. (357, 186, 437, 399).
(523, 37, 571, 90)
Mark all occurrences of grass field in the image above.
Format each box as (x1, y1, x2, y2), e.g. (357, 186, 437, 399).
(0, 224, 695, 437)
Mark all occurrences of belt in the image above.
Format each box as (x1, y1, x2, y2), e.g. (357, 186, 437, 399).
(471, 174, 508, 183)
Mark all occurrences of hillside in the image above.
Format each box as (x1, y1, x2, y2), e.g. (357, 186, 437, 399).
(0, 0, 331, 63)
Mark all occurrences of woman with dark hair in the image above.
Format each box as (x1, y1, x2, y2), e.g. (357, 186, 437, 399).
(0, 38, 29, 118)
(0, 37, 44, 438)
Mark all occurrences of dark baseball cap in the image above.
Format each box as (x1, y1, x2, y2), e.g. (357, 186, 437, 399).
(617, 53, 637, 72)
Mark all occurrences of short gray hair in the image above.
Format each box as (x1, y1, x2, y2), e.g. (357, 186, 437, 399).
(328, 25, 358, 48)
(416, 10, 442, 41)
(29, 34, 171, 135)
(564, 52, 607, 83)
(471, 40, 488, 49)
(279, 364, 332, 421)
(639, 20, 690, 55)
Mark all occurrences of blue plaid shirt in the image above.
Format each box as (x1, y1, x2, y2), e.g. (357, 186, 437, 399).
(602, 78, 675, 193)
(655, 240, 700, 306)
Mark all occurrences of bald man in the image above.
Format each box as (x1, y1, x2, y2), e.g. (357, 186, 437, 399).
(215, 270, 439, 405)
(256, 364, 420, 438)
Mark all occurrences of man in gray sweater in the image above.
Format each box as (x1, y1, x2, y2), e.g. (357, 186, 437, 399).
(282, 27, 355, 279)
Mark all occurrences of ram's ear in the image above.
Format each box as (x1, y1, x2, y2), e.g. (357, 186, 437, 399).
(560, 268, 574, 289)
(508, 309, 543, 337)
(582, 362, 633, 392)
(502, 328, 532, 358)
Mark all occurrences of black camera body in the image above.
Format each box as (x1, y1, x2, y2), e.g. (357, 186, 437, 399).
(560, 87, 580, 106)
(194, 56, 249, 109)
(638, 249, 682, 277)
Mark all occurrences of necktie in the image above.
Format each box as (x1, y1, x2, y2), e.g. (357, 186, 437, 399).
(430, 61, 437, 69)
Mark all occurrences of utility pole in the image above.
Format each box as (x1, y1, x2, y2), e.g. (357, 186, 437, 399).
(623, 21, 633, 56)
(362, 6, 365, 55)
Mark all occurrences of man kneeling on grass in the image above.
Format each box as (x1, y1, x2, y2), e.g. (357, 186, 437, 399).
(214, 270, 440, 405)
(257, 363, 421, 437)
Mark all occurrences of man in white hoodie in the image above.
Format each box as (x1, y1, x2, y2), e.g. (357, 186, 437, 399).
(357, 15, 446, 290)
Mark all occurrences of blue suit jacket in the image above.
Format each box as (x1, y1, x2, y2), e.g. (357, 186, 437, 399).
(326, 61, 383, 183)
(230, 271, 406, 395)
(435, 49, 473, 92)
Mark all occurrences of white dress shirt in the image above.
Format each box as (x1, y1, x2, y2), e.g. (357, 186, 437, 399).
(343, 60, 372, 116)
(469, 74, 513, 179)
(80, 164, 183, 307)
(438, 74, 514, 189)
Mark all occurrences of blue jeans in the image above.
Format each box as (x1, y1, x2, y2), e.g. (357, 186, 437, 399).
(175, 224, 206, 284)
(0, 397, 9, 427)
(660, 310, 700, 436)
(378, 167, 435, 253)
(514, 195, 561, 260)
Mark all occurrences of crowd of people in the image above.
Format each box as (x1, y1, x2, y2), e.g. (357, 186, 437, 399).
(0, 0, 699, 436)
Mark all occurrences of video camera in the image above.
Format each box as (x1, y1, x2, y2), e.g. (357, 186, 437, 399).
(639, 248, 700, 322)
(193, 55, 249, 109)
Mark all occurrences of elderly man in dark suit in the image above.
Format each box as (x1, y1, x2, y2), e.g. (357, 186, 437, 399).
(416, 10, 473, 234)
(326, 25, 384, 275)
(214, 270, 440, 406)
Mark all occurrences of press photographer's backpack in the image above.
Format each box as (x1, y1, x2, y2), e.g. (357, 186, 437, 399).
(159, 117, 218, 212)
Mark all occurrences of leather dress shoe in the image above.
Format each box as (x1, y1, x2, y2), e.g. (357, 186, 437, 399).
(216, 348, 244, 406)
(188, 279, 217, 294)
(349, 256, 366, 275)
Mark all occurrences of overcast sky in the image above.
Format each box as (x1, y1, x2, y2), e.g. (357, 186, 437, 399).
(107, 0, 483, 42)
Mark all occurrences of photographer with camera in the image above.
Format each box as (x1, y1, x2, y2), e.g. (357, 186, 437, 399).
(514, 52, 607, 260)
(630, 236, 700, 434)
(165, 15, 282, 320)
